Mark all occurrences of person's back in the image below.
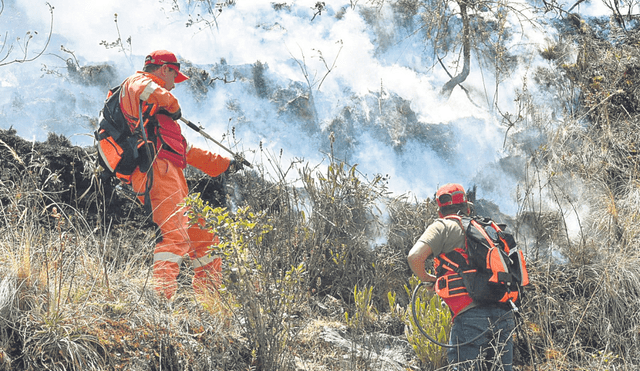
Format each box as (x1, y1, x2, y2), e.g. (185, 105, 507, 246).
(408, 183, 516, 370)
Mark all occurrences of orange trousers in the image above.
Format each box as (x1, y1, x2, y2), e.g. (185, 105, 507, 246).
(131, 158, 221, 300)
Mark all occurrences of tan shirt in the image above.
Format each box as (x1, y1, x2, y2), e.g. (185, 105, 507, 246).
(418, 217, 479, 315)
(418, 218, 465, 256)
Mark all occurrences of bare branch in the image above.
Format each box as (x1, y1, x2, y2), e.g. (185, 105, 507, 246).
(316, 40, 343, 91)
(0, 2, 54, 67)
(440, 0, 471, 98)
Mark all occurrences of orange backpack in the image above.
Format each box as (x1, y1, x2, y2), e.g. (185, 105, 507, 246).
(434, 215, 529, 309)
(95, 84, 155, 183)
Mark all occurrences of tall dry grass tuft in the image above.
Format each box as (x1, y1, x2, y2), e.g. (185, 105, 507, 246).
(0, 144, 110, 369)
(0, 132, 259, 370)
(299, 159, 389, 302)
(503, 22, 640, 369)
(521, 247, 640, 370)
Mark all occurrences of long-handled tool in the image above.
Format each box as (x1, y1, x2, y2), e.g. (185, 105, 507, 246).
(179, 117, 252, 168)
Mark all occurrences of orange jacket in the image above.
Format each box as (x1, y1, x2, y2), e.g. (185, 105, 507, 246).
(119, 72, 231, 178)
(119, 71, 181, 130)
(186, 146, 231, 177)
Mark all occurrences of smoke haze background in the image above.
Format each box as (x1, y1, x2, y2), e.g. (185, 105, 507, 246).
(0, 0, 605, 218)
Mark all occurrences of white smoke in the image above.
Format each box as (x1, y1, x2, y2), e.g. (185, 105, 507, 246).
(0, 0, 610, 217)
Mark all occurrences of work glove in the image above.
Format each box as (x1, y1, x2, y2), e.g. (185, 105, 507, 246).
(158, 108, 182, 121)
(227, 156, 246, 174)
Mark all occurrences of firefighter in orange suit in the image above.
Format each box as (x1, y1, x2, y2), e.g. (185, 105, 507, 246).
(120, 50, 243, 300)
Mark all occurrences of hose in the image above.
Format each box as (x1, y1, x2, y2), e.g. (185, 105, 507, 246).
(410, 282, 515, 348)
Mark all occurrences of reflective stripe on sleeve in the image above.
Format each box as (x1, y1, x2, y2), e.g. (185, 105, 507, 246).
(191, 254, 220, 269)
(140, 81, 159, 102)
(154, 251, 184, 264)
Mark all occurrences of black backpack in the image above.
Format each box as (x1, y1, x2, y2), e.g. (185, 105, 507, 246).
(438, 215, 530, 307)
(94, 84, 154, 181)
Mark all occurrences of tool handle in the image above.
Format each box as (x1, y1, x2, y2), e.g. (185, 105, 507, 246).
(179, 117, 253, 168)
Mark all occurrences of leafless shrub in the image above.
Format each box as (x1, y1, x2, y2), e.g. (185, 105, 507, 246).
(0, 1, 53, 67)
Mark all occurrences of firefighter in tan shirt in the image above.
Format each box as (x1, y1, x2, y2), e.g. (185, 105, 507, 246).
(408, 184, 515, 370)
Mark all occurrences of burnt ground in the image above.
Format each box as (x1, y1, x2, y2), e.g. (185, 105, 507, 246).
(0, 128, 230, 267)
(1, 127, 227, 213)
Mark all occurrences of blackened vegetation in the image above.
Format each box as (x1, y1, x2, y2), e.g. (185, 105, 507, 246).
(324, 89, 460, 164)
(0, 128, 228, 265)
(0, 128, 139, 229)
(0, 128, 227, 214)
(271, 2, 291, 11)
(252, 61, 269, 99)
(66, 61, 118, 89)
(0, 129, 92, 211)
(181, 64, 212, 103)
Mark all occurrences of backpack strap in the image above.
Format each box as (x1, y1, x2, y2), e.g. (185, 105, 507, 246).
(138, 100, 155, 215)
(442, 214, 469, 252)
(442, 214, 466, 232)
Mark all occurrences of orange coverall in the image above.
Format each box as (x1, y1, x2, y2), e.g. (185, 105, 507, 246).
(121, 71, 231, 300)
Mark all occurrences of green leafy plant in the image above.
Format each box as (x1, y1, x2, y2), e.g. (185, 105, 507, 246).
(345, 284, 378, 330)
(389, 276, 451, 368)
(183, 194, 308, 370)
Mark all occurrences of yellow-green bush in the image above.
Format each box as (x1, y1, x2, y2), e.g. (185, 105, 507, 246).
(183, 194, 309, 370)
(389, 276, 451, 369)
(345, 284, 378, 330)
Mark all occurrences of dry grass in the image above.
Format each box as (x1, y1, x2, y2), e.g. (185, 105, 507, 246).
(504, 16, 640, 371)
(7, 21, 640, 367)
(3, 120, 640, 370)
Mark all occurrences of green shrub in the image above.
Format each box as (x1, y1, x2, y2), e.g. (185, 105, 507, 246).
(345, 284, 378, 330)
(389, 276, 451, 368)
(183, 194, 307, 371)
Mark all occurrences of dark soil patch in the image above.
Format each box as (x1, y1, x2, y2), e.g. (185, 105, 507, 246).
(0, 128, 228, 229)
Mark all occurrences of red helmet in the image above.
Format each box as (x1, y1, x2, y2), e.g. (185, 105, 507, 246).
(436, 183, 467, 208)
(145, 50, 189, 83)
